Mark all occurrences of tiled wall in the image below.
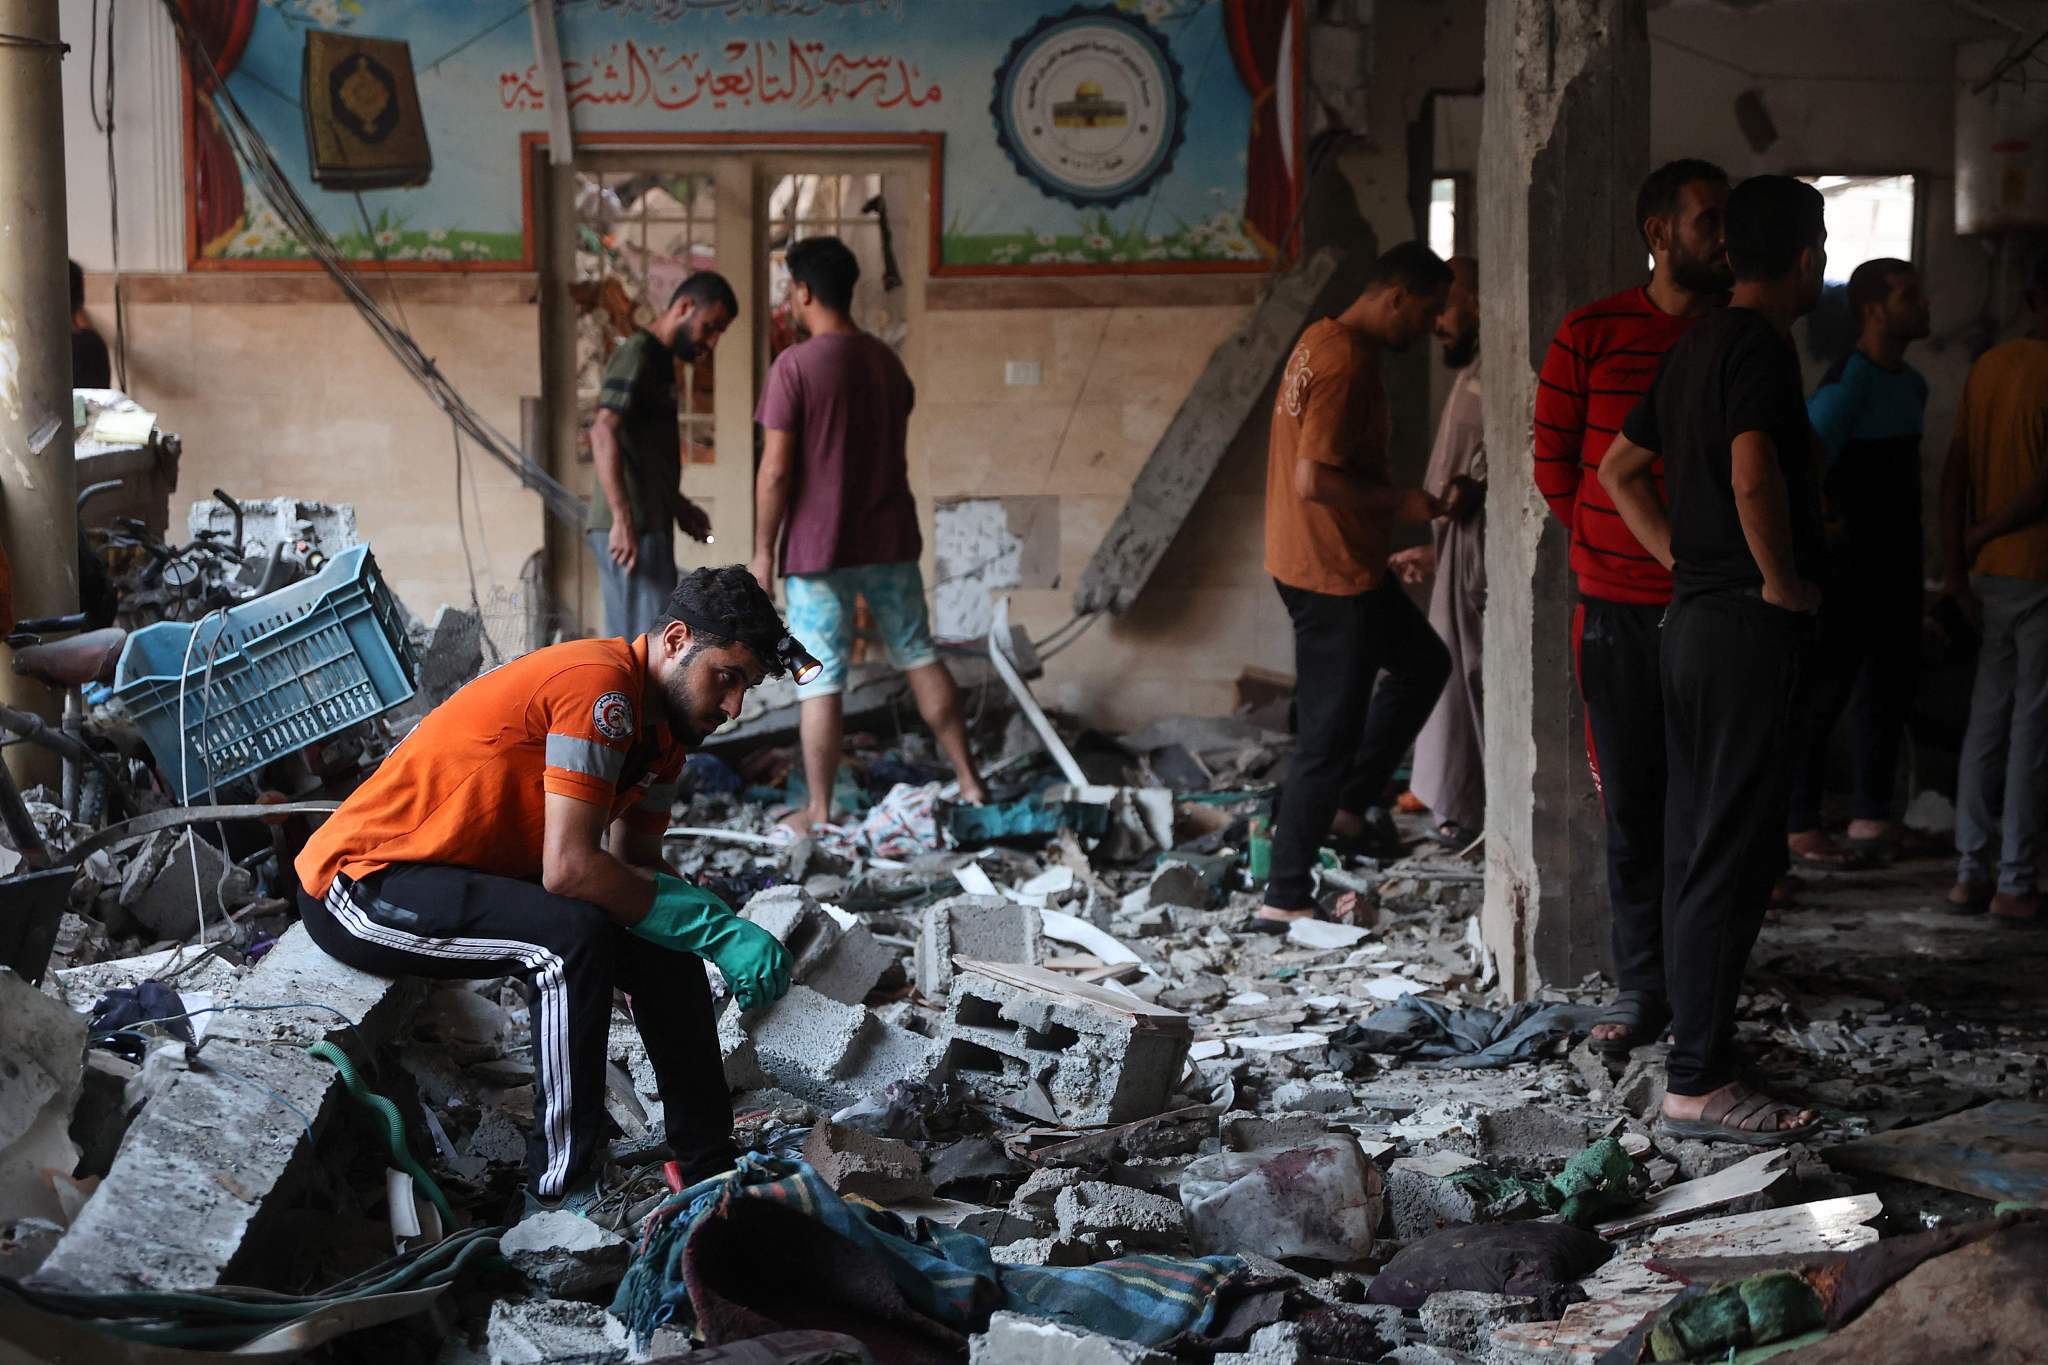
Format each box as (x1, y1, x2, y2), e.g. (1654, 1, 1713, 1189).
(87, 283, 545, 650)
(88, 282, 1284, 729)
(918, 305, 1292, 729)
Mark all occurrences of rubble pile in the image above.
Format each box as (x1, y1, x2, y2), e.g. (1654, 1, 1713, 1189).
(6, 582, 2048, 1362)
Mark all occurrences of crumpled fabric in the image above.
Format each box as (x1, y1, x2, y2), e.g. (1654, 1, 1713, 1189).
(1328, 994, 1604, 1071)
(88, 980, 196, 1059)
(612, 1154, 1255, 1353)
(1365, 1220, 1614, 1318)
(812, 783, 944, 861)
(1444, 1137, 1643, 1228)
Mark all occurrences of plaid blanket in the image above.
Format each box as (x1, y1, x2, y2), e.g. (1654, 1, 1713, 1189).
(612, 1154, 1253, 1351)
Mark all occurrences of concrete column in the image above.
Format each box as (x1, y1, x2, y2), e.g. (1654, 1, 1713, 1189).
(1478, 0, 1647, 997)
(0, 0, 79, 790)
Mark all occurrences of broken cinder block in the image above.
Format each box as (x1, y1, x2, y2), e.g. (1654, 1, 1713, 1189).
(1418, 1290, 1538, 1353)
(803, 1122, 932, 1204)
(500, 1209, 631, 1299)
(939, 960, 1191, 1127)
(726, 984, 937, 1110)
(1387, 1151, 1485, 1239)
(916, 894, 1044, 999)
(1054, 1181, 1190, 1253)
(740, 885, 892, 1005)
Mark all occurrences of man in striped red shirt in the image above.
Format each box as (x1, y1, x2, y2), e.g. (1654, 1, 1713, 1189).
(1532, 159, 1731, 1059)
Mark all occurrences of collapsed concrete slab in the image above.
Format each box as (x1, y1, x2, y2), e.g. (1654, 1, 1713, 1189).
(939, 960, 1191, 1127)
(29, 925, 420, 1293)
(0, 969, 86, 1227)
(915, 894, 1044, 999)
(727, 984, 938, 1110)
(119, 829, 255, 941)
(741, 885, 892, 1004)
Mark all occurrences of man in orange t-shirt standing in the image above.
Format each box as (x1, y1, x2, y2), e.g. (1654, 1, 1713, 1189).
(1257, 242, 1472, 928)
(296, 567, 804, 1211)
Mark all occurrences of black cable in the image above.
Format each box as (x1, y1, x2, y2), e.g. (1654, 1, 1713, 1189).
(160, 0, 586, 530)
(420, 0, 529, 73)
(1037, 610, 1101, 661)
(89, 0, 128, 391)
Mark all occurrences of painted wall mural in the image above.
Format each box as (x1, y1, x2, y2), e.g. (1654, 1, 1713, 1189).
(184, 0, 1301, 273)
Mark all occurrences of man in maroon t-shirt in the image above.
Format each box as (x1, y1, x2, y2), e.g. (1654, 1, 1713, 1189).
(750, 236, 988, 837)
(1531, 159, 1730, 1059)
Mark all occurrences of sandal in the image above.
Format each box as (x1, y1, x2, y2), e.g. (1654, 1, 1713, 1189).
(1593, 990, 1670, 1060)
(1246, 907, 1320, 936)
(1659, 1082, 1819, 1147)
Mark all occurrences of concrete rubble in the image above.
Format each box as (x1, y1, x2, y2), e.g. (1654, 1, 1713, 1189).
(500, 1208, 633, 1299)
(940, 960, 1193, 1126)
(917, 893, 1046, 998)
(10, 647, 2047, 1364)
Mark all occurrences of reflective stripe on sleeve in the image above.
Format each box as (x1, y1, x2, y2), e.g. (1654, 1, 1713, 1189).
(545, 734, 624, 783)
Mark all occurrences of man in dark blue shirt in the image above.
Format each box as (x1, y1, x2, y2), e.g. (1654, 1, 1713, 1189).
(1787, 259, 1931, 863)
(1597, 176, 1828, 1146)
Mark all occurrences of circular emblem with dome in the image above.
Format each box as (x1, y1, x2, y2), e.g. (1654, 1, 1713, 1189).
(991, 6, 1188, 208)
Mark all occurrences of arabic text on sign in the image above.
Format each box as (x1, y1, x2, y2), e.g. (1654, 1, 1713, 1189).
(499, 38, 942, 112)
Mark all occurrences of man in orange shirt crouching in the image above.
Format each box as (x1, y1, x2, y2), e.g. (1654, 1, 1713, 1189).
(296, 566, 806, 1211)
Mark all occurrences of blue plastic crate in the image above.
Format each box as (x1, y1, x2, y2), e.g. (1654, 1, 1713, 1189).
(113, 545, 419, 801)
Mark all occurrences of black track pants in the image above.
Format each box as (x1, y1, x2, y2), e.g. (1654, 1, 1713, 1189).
(299, 865, 735, 1196)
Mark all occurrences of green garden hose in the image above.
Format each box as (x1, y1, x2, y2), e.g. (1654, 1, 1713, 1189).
(306, 1040, 456, 1227)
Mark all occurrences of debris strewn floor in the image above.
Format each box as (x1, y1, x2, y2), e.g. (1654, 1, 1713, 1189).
(6, 619, 2047, 1362)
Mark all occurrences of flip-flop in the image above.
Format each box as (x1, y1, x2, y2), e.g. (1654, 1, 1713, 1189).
(1659, 1083, 1819, 1147)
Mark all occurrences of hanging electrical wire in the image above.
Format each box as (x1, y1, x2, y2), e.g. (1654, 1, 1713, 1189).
(159, 0, 586, 530)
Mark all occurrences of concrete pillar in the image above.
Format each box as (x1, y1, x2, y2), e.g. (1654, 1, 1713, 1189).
(0, 0, 79, 789)
(1478, 0, 1647, 997)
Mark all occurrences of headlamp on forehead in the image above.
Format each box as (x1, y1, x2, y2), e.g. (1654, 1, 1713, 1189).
(777, 635, 822, 686)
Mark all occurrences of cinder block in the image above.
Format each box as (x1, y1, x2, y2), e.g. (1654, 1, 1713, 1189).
(726, 985, 937, 1109)
(916, 895, 1044, 998)
(939, 961, 1190, 1127)
(741, 885, 891, 1005)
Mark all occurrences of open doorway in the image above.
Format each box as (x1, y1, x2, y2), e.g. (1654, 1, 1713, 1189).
(540, 146, 929, 638)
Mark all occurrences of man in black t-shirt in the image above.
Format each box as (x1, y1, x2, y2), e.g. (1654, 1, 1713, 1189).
(1597, 176, 1827, 1146)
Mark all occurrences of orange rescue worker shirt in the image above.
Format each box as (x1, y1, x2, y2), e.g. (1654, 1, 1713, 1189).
(296, 635, 685, 899)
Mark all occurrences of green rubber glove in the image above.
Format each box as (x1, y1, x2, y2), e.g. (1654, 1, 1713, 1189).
(632, 875, 792, 1010)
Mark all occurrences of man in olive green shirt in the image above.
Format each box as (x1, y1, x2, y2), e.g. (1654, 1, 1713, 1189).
(586, 271, 738, 637)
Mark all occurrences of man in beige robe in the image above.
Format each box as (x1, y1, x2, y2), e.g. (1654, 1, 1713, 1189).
(1394, 257, 1486, 841)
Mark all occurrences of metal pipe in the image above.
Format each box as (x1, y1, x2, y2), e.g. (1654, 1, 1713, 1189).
(0, 0, 78, 792)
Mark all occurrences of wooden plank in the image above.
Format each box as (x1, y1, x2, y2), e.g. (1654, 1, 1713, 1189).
(1822, 1100, 2048, 1206)
(1594, 1149, 1793, 1238)
(952, 958, 1191, 1030)
(1073, 247, 1343, 616)
(1644, 1194, 1882, 1280)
